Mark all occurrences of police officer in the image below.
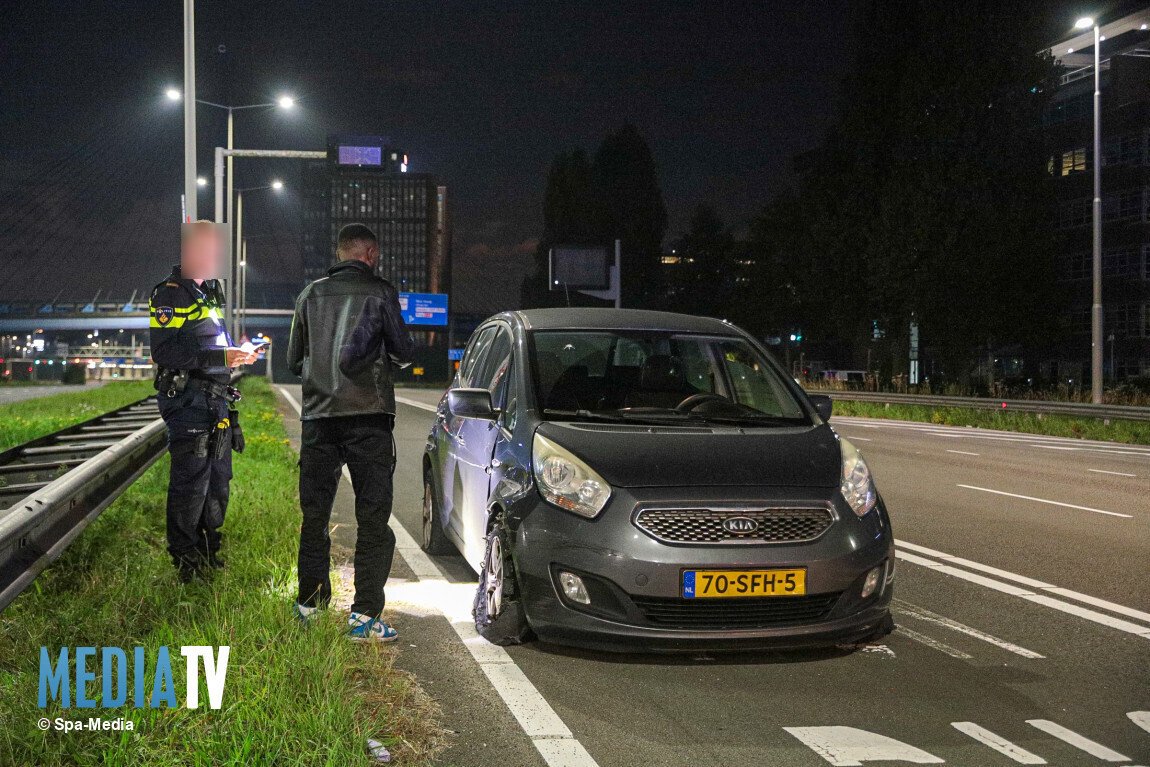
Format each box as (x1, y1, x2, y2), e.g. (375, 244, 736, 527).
(150, 221, 257, 583)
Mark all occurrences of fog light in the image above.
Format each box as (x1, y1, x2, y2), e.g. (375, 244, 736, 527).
(861, 567, 882, 599)
(559, 572, 590, 605)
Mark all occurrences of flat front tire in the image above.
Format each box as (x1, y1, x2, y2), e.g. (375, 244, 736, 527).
(473, 521, 532, 646)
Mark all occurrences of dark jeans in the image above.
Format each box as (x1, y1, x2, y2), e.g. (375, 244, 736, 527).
(298, 413, 396, 617)
(158, 390, 232, 567)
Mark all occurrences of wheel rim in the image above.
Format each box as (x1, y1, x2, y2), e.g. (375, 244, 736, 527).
(485, 535, 503, 618)
(422, 482, 433, 548)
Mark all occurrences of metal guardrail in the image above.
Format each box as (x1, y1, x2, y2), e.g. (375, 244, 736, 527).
(811, 390, 1150, 423)
(0, 396, 168, 612)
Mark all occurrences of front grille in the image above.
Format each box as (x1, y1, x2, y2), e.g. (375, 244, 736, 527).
(634, 507, 833, 544)
(632, 592, 841, 630)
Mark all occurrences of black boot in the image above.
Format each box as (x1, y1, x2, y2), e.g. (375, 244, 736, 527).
(175, 552, 209, 583)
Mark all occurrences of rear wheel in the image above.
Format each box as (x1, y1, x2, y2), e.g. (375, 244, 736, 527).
(421, 468, 453, 555)
(473, 521, 532, 645)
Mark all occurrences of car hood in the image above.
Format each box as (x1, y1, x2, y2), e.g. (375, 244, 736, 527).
(535, 421, 842, 489)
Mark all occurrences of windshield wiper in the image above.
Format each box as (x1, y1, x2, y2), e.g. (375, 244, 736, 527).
(542, 408, 630, 422)
(681, 412, 805, 427)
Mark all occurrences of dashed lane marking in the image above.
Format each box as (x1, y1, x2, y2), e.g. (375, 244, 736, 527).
(955, 484, 1132, 518)
(951, 722, 1047, 764)
(893, 600, 1044, 659)
(1025, 720, 1130, 762)
(895, 626, 971, 659)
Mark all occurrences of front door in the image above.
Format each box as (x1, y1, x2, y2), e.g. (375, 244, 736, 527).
(453, 325, 513, 568)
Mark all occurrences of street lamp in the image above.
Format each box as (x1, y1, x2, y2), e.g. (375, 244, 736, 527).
(167, 90, 294, 331)
(196, 176, 208, 187)
(234, 181, 284, 338)
(1073, 16, 1104, 403)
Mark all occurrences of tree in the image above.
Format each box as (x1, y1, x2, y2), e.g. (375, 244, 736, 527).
(520, 148, 601, 308)
(593, 123, 668, 308)
(750, 0, 1062, 383)
(521, 124, 667, 309)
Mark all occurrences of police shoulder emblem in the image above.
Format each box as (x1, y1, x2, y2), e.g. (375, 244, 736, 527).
(155, 306, 175, 326)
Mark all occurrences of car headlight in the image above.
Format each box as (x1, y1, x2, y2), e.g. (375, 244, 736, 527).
(840, 437, 877, 517)
(532, 432, 612, 518)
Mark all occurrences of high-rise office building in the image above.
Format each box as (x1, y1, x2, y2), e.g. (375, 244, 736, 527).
(301, 135, 450, 296)
(1045, 10, 1150, 380)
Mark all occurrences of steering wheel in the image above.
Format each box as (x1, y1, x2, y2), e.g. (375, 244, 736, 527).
(675, 392, 729, 412)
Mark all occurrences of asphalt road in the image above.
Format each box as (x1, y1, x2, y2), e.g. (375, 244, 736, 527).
(279, 386, 1150, 767)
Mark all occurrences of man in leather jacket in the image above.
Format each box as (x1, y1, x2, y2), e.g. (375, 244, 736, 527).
(286, 223, 414, 641)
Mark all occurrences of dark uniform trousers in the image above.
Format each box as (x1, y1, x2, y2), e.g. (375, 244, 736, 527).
(297, 413, 395, 617)
(158, 388, 232, 566)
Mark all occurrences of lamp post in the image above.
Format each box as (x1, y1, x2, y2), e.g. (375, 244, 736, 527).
(234, 180, 284, 337)
(164, 92, 294, 331)
(1075, 16, 1104, 403)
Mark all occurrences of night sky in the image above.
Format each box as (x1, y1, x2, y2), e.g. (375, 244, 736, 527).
(0, 0, 853, 311)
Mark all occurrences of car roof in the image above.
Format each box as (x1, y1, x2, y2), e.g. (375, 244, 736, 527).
(495, 308, 740, 334)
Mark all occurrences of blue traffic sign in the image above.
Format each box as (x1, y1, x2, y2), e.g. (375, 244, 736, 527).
(399, 293, 448, 326)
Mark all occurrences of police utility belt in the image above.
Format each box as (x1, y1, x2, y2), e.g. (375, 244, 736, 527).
(155, 369, 242, 403)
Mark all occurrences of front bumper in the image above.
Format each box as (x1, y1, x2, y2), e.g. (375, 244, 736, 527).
(507, 485, 895, 653)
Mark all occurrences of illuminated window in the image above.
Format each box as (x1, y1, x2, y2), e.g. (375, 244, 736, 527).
(1060, 148, 1087, 176)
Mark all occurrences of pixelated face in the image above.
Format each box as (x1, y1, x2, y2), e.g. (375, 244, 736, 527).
(181, 222, 225, 280)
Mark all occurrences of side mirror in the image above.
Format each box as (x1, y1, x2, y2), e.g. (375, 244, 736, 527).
(447, 388, 497, 420)
(809, 393, 833, 421)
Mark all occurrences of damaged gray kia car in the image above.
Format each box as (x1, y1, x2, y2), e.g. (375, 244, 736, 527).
(422, 308, 895, 651)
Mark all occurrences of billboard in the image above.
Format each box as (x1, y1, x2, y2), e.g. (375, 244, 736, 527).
(549, 246, 610, 290)
(399, 293, 448, 326)
(337, 145, 382, 166)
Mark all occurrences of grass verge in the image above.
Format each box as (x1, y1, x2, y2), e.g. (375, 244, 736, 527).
(0, 382, 155, 450)
(832, 399, 1150, 445)
(0, 377, 445, 765)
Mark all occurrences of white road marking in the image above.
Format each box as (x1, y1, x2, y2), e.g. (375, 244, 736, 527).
(395, 394, 440, 413)
(844, 436, 873, 441)
(1088, 468, 1137, 477)
(278, 386, 600, 767)
(896, 550, 1150, 639)
(951, 722, 1047, 764)
(1129, 711, 1150, 733)
(783, 726, 944, 765)
(896, 626, 971, 659)
(946, 449, 980, 456)
(894, 601, 1043, 659)
(1025, 720, 1129, 762)
(955, 484, 1132, 518)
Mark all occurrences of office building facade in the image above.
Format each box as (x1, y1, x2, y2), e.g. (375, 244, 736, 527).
(301, 135, 450, 296)
(1046, 10, 1150, 379)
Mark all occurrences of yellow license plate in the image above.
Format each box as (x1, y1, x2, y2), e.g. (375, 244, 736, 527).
(683, 569, 806, 598)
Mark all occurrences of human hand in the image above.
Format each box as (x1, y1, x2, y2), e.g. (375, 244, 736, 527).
(226, 348, 259, 366)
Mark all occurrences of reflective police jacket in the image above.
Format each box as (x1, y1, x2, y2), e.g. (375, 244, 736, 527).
(149, 265, 233, 384)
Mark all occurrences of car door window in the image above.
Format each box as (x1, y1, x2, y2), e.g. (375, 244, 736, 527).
(459, 326, 496, 387)
(477, 328, 513, 400)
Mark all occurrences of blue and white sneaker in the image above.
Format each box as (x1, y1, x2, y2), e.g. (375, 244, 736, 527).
(347, 612, 398, 643)
(294, 603, 322, 626)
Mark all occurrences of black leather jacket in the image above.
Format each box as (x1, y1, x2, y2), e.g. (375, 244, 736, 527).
(287, 259, 414, 419)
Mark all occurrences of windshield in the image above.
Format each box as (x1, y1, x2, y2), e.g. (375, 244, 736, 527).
(529, 330, 808, 425)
